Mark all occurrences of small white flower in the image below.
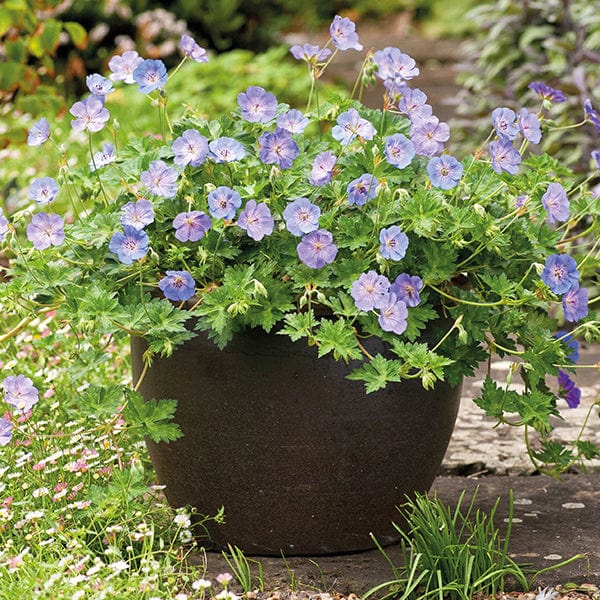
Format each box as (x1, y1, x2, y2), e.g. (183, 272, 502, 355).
(25, 510, 44, 521)
(192, 578, 212, 590)
(109, 560, 129, 572)
(173, 513, 191, 528)
(215, 592, 239, 600)
(535, 587, 559, 600)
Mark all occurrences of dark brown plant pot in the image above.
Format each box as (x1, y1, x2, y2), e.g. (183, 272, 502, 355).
(131, 327, 461, 556)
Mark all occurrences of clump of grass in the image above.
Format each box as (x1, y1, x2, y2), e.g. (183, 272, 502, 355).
(365, 489, 584, 600)
(222, 544, 264, 593)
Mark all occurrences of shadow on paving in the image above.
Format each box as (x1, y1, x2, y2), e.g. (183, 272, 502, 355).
(196, 475, 600, 595)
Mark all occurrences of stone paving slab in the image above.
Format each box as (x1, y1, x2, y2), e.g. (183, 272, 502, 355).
(199, 475, 600, 594)
(445, 344, 600, 475)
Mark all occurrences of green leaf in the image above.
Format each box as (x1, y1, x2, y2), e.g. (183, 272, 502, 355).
(315, 318, 362, 362)
(136, 299, 196, 357)
(575, 440, 600, 460)
(403, 302, 439, 341)
(512, 390, 558, 433)
(63, 21, 88, 49)
(5, 39, 26, 63)
(29, 18, 62, 57)
(518, 25, 554, 50)
(79, 384, 125, 418)
(531, 440, 575, 472)
(335, 211, 375, 250)
(389, 340, 454, 388)
(346, 354, 402, 393)
(479, 272, 518, 300)
(123, 391, 183, 443)
(278, 310, 316, 341)
(0, 61, 27, 89)
(473, 375, 517, 418)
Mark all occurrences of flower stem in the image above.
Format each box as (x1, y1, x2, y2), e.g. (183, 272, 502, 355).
(88, 132, 110, 206)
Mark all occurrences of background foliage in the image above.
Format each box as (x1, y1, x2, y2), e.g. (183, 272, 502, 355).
(454, 0, 600, 174)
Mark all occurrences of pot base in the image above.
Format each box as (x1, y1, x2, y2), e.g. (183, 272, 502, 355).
(131, 329, 461, 556)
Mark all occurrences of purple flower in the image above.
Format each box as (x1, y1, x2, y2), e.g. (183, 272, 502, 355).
(373, 47, 420, 81)
(277, 109, 309, 134)
(109, 226, 149, 264)
(121, 199, 155, 230)
(397, 87, 432, 122)
(518, 108, 542, 144)
(108, 50, 143, 84)
(555, 331, 579, 362)
(390, 273, 423, 307)
(489, 139, 521, 174)
(133, 59, 168, 94)
(332, 108, 376, 144)
(28, 177, 59, 204)
(90, 142, 116, 171)
(592, 150, 600, 169)
(208, 186, 242, 220)
(258, 128, 299, 169)
(492, 107, 519, 140)
(541, 254, 579, 295)
(209, 137, 246, 162)
(351, 271, 391, 310)
(378, 294, 408, 335)
(584, 99, 600, 133)
(562, 286, 588, 323)
(289, 44, 332, 64)
(309, 151, 337, 186)
(179, 34, 208, 63)
(140, 160, 179, 198)
(172, 129, 209, 167)
(347, 173, 378, 206)
(427, 155, 463, 190)
(26, 213, 64, 250)
(0, 417, 13, 446)
(238, 86, 278, 123)
(86, 73, 114, 96)
(515, 195, 528, 209)
(373, 47, 419, 97)
(541, 182, 569, 224)
(159, 270, 196, 302)
(329, 15, 362, 51)
(3, 374, 39, 413)
(410, 116, 450, 156)
(0, 209, 8, 241)
(297, 229, 338, 269)
(173, 211, 211, 242)
(379, 226, 409, 261)
(528, 81, 567, 103)
(384, 133, 415, 168)
(237, 200, 274, 241)
(27, 117, 50, 146)
(557, 370, 581, 408)
(283, 197, 320, 236)
(70, 96, 110, 132)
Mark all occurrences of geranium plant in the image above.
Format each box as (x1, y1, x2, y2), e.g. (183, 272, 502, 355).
(2, 18, 600, 476)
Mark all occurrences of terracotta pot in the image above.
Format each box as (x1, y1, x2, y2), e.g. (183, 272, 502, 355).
(130, 328, 461, 556)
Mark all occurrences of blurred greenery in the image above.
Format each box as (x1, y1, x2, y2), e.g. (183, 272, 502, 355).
(453, 0, 600, 173)
(1, 45, 342, 216)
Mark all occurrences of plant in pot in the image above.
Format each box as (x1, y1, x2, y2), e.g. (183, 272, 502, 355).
(2, 16, 600, 556)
